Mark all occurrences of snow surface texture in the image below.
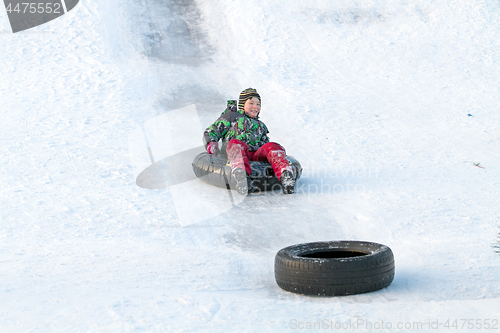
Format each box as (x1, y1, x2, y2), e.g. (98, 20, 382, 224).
(1, 0, 500, 331)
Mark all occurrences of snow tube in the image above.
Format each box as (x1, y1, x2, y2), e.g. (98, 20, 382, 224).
(274, 241, 395, 296)
(191, 152, 302, 192)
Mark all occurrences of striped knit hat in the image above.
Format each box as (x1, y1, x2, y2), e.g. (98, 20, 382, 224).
(238, 88, 261, 111)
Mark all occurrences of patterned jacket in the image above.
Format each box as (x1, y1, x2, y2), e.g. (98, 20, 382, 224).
(203, 100, 270, 152)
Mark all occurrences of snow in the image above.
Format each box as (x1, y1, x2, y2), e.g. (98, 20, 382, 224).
(1, 0, 500, 331)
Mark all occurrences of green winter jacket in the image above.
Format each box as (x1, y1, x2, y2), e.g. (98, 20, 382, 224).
(203, 100, 270, 152)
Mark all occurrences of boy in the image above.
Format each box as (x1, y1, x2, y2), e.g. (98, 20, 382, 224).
(203, 88, 295, 195)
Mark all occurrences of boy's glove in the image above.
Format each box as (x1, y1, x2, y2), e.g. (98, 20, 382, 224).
(206, 141, 219, 155)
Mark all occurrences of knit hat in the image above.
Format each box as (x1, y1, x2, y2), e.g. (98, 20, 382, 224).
(238, 88, 261, 111)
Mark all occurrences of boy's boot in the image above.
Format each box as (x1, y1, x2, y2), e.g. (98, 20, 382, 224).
(232, 168, 256, 195)
(280, 170, 295, 194)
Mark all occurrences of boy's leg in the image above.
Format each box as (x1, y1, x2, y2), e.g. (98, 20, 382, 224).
(252, 142, 292, 180)
(254, 142, 295, 194)
(226, 139, 256, 195)
(226, 139, 252, 175)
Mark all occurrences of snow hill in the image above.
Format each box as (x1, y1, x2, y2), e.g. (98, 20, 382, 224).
(1, 0, 499, 331)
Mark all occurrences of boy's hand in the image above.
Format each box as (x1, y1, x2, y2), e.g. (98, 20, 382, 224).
(207, 141, 219, 155)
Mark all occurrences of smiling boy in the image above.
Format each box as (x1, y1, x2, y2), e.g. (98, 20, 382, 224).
(203, 88, 295, 195)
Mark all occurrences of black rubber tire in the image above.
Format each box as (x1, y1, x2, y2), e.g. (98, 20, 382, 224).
(192, 152, 302, 192)
(274, 241, 395, 296)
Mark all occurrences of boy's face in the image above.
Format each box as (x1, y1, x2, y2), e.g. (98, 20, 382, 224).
(244, 97, 261, 118)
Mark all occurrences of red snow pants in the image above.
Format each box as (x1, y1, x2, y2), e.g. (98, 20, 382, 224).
(226, 139, 292, 180)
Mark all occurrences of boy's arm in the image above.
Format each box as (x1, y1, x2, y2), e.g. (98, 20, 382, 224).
(203, 112, 232, 148)
(261, 122, 270, 144)
(203, 101, 240, 150)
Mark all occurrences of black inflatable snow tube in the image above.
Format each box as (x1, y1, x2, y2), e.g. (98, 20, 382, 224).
(192, 152, 302, 192)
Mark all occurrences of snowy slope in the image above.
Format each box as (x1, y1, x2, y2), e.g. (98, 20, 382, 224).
(1, 0, 500, 332)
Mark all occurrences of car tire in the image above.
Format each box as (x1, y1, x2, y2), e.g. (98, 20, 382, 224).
(274, 241, 395, 296)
